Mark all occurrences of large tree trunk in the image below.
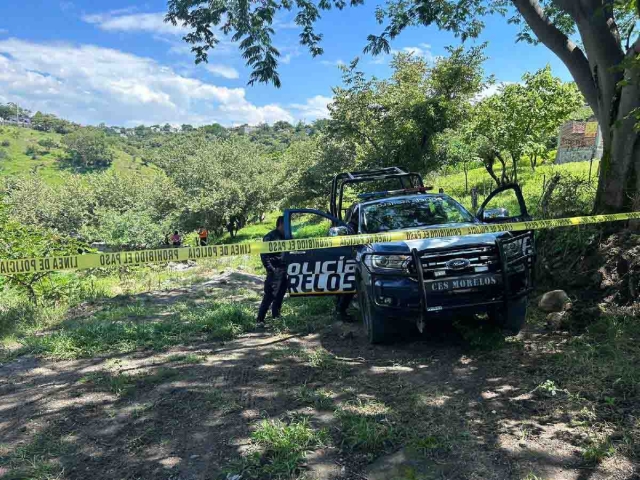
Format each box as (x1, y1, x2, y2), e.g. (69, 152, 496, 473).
(512, 0, 640, 213)
(594, 50, 640, 212)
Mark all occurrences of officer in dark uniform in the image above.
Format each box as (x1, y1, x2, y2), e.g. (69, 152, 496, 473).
(334, 211, 359, 322)
(257, 216, 287, 327)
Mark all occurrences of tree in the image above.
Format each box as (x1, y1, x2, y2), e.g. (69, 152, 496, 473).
(181, 124, 194, 132)
(31, 112, 76, 134)
(150, 134, 280, 235)
(62, 128, 115, 169)
(473, 66, 582, 184)
(201, 123, 227, 136)
(3, 174, 95, 234)
(0, 202, 86, 302)
(328, 47, 489, 172)
(167, 0, 640, 213)
(434, 127, 481, 193)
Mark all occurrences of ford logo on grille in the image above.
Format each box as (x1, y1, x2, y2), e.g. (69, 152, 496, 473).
(445, 258, 470, 270)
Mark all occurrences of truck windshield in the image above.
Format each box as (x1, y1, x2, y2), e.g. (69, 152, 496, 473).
(362, 196, 475, 233)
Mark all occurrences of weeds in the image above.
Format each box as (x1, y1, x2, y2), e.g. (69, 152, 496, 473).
(552, 312, 640, 398)
(0, 430, 69, 480)
(229, 416, 328, 479)
(166, 353, 205, 364)
(79, 367, 179, 397)
(336, 399, 399, 455)
(79, 371, 136, 396)
(204, 388, 241, 414)
(294, 385, 334, 410)
(16, 300, 254, 359)
(583, 438, 615, 463)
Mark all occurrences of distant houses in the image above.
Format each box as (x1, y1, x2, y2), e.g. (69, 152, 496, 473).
(555, 119, 603, 164)
(0, 116, 31, 126)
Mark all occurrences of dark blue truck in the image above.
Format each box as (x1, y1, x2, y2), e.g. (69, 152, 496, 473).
(282, 167, 535, 343)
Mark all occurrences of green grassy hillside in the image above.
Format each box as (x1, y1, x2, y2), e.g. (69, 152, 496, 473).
(0, 125, 149, 184)
(430, 159, 599, 216)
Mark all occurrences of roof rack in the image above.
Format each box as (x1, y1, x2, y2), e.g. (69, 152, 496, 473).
(357, 186, 434, 202)
(330, 166, 424, 220)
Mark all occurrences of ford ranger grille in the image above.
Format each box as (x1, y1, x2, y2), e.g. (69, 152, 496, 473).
(413, 246, 500, 279)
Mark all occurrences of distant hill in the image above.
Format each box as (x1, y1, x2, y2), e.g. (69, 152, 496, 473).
(0, 125, 154, 184)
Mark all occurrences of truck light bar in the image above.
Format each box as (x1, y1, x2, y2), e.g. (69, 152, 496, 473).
(357, 186, 434, 200)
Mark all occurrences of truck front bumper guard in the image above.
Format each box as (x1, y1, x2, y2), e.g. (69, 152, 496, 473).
(362, 232, 536, 330)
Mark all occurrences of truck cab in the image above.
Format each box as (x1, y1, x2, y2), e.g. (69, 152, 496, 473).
(282, 167, 535, 343)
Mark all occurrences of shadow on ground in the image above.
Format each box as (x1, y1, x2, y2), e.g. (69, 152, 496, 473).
(0, 276, 637, 480)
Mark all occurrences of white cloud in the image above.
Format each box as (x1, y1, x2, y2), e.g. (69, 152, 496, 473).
(0, 38, 294, 126)
(82, 11, 188, 36)
(474, 81, 516, 102)
(289, 95, 333, 120)
(273, 19, 299, 30)
(320, 59, 345, 67)
(205, 64, 240, 79)
(369, 55, 387, 65)
(391, 43, 434, 62)
(277, 45, 301, 65)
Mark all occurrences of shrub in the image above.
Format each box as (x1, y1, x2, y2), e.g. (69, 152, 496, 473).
(37, 138, 58, 150)
(1, 139, 10, 147)
(25, 145, 39, 157)
(63, 128, 114, 168)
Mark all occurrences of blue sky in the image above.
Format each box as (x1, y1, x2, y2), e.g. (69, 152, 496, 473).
(0, 1, 571, 127)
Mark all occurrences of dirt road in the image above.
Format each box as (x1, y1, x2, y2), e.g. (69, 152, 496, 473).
(0, 272, 637, 480)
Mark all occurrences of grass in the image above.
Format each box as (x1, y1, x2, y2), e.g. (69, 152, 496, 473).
(0, 430, 69, 480)
(294, 385, 335, 410)
(336, 399, 400, 455)
(583, 438, 616, 464)
(79, 366, 181, 399)
(166, 353, 205, 364)
(0, 262, 252, 358)
(229, 416, 328, 479)
(0, 125, 154, 185)
(204, 388, 242, 414)
(16, 300, 255, 359)
(429, 159, 598, 216)
(550, 312, 640, 399)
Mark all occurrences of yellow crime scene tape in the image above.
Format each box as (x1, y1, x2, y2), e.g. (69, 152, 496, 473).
(1, 212, 639, 276)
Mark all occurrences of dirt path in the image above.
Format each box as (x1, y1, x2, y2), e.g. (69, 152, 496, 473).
(1, 272, 637, 480)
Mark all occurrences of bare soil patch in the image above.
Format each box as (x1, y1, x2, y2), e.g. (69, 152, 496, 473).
(1, 270, 638, 480)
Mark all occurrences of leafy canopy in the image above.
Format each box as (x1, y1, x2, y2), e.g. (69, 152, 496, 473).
(328, 45, 490, 172)
(166, 0, 510, 86)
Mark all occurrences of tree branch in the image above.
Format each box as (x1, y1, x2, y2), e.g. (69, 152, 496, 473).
(511, 0, 599, 116)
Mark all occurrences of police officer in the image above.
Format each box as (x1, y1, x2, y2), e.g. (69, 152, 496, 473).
(257, 216, 287, 328)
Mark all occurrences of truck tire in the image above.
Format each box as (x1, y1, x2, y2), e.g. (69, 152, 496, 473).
(358, 281, 390, 344)
(490, 297, 528, 334)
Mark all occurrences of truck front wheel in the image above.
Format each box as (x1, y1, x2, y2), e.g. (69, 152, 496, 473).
(489, 297, 528, 334)
(358, 281, 391, 344)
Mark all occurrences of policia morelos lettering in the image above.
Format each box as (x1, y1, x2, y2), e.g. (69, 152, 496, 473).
(1, 212, 640, 276)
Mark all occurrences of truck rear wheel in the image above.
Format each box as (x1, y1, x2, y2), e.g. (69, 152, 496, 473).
(489, 297, 528, 334)
(358, 281, 390, 344)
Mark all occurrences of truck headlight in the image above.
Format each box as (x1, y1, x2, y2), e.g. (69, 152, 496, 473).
(365, 254, 411, 272)
(505, 238, 528, 259)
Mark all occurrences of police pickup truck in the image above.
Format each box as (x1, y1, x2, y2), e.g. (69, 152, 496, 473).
(281, 167, 535, 343)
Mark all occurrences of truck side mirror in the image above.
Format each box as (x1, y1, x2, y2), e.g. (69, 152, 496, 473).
(329, 226, 350, 237)
(482, 208, 510, 221)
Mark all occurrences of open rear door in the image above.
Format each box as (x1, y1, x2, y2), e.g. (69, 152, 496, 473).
(330, 167, 424, 221)
(283, 209, 357, 296)
(477, 184, 536, 304)
(476, 183, 530, 223)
